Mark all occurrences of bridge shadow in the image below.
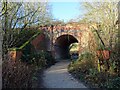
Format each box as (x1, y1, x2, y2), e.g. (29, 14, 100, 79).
(54, 34, 78, 61)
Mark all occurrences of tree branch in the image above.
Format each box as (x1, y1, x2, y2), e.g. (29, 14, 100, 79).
(9, 3, 22, 29)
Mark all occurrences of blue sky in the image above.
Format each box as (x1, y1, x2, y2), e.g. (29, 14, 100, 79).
(50, 2, 86, 22)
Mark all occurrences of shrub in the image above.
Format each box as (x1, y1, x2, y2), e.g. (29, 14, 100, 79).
(68, 51, 120, 88)
(68, 52, 95, 74)
(2, 59, 36, 88)
(21, 50, 47, 68)
(21, 43, 33, 63)
(21, 46, 55, 68)
(43, 51, 55, 67)
(100, 76, 120, 89)
(68, 52, 100, 87)
(34, 51, 55, 68)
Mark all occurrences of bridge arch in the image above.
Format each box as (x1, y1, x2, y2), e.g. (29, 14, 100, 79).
(54, 34, 79, 60)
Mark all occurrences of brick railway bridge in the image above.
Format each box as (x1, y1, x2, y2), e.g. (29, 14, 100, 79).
(8, 23, 97, 61)
(43, 23, 96, 60)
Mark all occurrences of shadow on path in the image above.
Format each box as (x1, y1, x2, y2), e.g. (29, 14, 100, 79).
(42, 60, 88, 88)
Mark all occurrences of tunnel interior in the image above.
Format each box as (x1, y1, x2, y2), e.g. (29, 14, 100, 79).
(54, 34, 78, 60)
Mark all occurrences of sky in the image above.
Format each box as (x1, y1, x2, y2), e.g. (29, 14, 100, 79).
(50, 2, 86, 22)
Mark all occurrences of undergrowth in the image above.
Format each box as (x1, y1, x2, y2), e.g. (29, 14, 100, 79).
(68, 52, 120, 89)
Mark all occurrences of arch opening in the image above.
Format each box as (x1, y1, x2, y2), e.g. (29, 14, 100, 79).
(54, 34, 78, 60)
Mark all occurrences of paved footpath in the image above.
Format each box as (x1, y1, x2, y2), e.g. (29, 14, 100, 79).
(42, 60, 88, 88)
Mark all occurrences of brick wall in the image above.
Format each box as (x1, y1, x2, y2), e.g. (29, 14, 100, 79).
(31, 33, 47, 51)
(8, 33, 47, 61)
(8, 50, 22, 61)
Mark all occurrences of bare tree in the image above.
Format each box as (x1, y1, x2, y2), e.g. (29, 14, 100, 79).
(0, 1, 53, 59)
(80, 1, 118, 50)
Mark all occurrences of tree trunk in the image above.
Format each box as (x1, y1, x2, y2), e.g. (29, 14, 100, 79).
(118, 1, 120, 75)
(118, 1, 120, 54)
(2, 1, 8, 60)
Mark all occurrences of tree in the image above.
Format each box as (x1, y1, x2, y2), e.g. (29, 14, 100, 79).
(0, 1, 53, 58)
(1, 1, 52, 30)
(79, 1, 120, 72)
(80, 1, 118, 51)
(118, 1, 120, 55)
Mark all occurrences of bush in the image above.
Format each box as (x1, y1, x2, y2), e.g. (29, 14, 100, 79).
(68, 52, 95, 74)
(34, 51, 56, 68)
(68, 51, 120, 88)
(3, 48, 55, 88)
(21, 45, 55, 68)
(21, 50, 47, 68)
(78, 52, 94, 61)
(68, 52, 101, 87)
(43, 51, 55, 67)
(21, 43, 33, 63)
(101, 76, 120, 89)
(2, 59, 36, 88)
